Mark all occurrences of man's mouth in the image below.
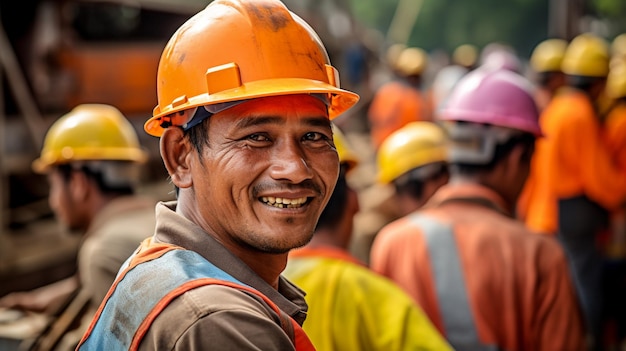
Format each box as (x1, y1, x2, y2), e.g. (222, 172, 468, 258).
(260, 196, 309, 209)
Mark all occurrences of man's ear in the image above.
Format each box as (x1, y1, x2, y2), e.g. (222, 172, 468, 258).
(505, 144, 525, 176)
(160, 127, 193, 188)
(70, 170, 90, 201)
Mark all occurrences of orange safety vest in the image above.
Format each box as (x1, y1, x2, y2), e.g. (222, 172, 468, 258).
(76, 238, 315, 350)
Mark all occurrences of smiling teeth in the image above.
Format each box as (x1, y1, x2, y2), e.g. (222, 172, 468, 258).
(261, 196, 308, 208)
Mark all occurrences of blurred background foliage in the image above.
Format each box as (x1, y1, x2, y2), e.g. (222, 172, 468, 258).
(350, 0, 626, 59)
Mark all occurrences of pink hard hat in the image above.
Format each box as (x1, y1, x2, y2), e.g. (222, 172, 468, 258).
(438, 68, 542, 136)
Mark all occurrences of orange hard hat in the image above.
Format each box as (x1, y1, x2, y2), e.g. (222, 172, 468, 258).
(144, 0, 359, 137)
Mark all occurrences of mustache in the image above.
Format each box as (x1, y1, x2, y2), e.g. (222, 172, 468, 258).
(252, 179, 322, 197)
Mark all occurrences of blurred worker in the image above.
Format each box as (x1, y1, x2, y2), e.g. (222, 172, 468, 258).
(377, 121, 449, 217)
(599, 60, 626, 350)
(75, 0, 359, 349)
(370, 69, 587, 351)
(528, 38, 568, 111)
(0, 104, 156, 350)
(522, 33, 626, 350)
(517, 38, 568, 223)
(367, 46, 430, 150)
(612, 33, 626, 64)
(605, 62, 626, 168)
(430, 44, 478, 112)
(350, 121, 449, 264)
(600, 33, 626, 117)
(283, 125, 452, 351)
(385, 43, 407, 76)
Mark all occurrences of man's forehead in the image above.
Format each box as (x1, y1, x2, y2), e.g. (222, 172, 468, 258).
(216, 94, 330, 121)
(231, 115, 332, 130)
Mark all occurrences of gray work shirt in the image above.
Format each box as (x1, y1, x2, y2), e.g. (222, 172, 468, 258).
(138, 201, 309, 351)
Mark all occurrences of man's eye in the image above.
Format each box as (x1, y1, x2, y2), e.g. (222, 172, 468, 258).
(248, 133, 269, 141)
(303, 132, 327, 141)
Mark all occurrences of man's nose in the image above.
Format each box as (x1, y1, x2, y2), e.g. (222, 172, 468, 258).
(269, 141, 313, 183)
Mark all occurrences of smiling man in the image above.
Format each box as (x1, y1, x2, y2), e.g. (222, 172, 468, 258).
(75, 0, 359, 350)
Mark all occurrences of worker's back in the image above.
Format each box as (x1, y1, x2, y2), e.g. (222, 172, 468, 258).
(371, 184, 587, 350)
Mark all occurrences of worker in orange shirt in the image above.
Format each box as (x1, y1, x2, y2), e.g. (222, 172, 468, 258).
(603, 61, 626, 256)
(599, 58, 626, 350)
(367, 46, 430, 150)
(370, 68, 587, 351)
(527, 32, 626, 351)
(517, 38, 568, 225)
(529, 38, 568, 112)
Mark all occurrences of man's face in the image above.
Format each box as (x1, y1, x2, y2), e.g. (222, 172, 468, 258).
(187, 94, 339, 254)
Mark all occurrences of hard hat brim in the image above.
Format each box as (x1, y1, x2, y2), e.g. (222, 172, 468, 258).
(145, 78, 360, 137)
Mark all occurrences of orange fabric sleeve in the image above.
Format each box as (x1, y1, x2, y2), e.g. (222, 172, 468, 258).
(519, 137, 559, 234)
(547, 93, 626, 210)
(604, 103, 626, 171)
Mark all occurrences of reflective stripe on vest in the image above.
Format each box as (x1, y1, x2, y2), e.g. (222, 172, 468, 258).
(409, 214, 498, 351)
(77, 243, 314, 350)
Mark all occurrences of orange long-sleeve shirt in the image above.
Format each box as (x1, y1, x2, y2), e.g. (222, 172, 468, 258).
(604, 101, 626, 170)
(370, 183, 587, 351)
(517, 133, 556, 234)
(521, 89, 626, 234)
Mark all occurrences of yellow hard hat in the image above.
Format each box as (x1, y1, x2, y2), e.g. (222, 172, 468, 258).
(332, 124, 359, 172)
(452, 44, 478, 68)
(32, 104, 148, 174)
(606, 60, 626, 99)
(144, 0, 359, 137)
(396, 47, 427, 77)
(386, 43, 407, 70)
(561, 33, 609, 77)
(612, 33, 626, 58)
(530, 38, 568, 73)
(377, 121, 448, 184)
